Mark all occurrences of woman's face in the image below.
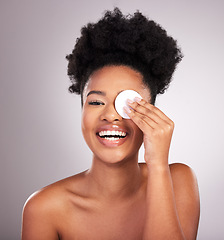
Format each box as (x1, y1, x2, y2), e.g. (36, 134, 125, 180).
(81, 65, 151, 164)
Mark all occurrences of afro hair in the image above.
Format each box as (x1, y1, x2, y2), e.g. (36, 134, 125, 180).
(66, 8, 183, 105)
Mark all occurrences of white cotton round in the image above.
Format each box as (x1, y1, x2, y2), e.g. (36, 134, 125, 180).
(115, 90, 142, 119)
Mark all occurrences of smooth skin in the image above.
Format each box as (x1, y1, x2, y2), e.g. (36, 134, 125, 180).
(21, 65, 200, 240)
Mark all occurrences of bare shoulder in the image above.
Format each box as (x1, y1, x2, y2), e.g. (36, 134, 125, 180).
(22, 182, 64, 239)
(169, 163, 200, 205)
(23, 182, 65, 219)
(140, 162, 199, 191)
(22, 170, 88, 240)
(139, 162, 198, 187)
(24, 171, 86, 209)
(169, 163, 200, 237)
(169, 163, 199, 190)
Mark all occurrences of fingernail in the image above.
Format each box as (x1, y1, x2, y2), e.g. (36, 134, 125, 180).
(124, 106, 131, 113)
(134, 97, 142, 103)
(126, 99, 134, 104)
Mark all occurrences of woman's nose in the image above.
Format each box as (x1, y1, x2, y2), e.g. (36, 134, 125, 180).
(100, 104, 122, 122)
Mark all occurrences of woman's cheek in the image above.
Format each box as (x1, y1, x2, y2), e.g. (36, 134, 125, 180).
(81, 107, 98, 143)
(81, 109, 90, 135)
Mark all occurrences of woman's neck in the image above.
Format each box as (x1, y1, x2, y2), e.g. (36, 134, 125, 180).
(86, 154, 143, 201)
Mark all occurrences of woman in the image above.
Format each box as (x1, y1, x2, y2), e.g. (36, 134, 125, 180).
(21, 8, 200, 240)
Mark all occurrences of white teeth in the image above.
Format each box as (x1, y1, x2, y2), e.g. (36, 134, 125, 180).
(104, 137, 120, 141)
(98, 130, 127, 137)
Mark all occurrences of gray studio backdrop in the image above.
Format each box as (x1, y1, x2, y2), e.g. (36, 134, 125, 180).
(1, 0, 224, 239)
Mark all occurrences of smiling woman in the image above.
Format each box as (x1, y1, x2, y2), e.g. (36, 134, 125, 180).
(81, 65, 147, 161)
(21, 8, 200, 240)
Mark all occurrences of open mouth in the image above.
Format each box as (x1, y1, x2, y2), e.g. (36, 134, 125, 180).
(96, 130, 127, 141)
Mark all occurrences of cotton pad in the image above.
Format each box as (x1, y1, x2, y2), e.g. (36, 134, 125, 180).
(115, 90, 142, 119)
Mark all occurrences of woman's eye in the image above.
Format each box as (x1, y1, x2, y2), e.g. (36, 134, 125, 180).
(88, 101, 104, 105)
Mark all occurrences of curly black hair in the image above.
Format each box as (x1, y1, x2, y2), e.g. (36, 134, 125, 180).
(66, 8, 183, 105)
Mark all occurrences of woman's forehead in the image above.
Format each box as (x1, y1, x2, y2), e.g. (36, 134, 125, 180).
(86, 66, 147, 90)
(83, 66, 151, 101)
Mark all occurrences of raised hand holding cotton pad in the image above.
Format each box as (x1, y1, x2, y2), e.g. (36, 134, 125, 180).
(115, 90, 142, 119)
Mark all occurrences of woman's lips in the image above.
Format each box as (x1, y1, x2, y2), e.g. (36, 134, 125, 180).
(96, 134, 128, 147)
(95, 124, 129, 147)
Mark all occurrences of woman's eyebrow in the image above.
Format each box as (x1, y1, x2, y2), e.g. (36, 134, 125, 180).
(86, 90, 106, 97)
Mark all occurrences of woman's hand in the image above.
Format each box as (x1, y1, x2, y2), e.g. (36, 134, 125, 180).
(124, 97, 174, 166)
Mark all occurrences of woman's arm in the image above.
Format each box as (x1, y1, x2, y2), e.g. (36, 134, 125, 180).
(21, 191, 60, 240)
(125, 98, 200, 240)
(143, 162, 200, 240)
